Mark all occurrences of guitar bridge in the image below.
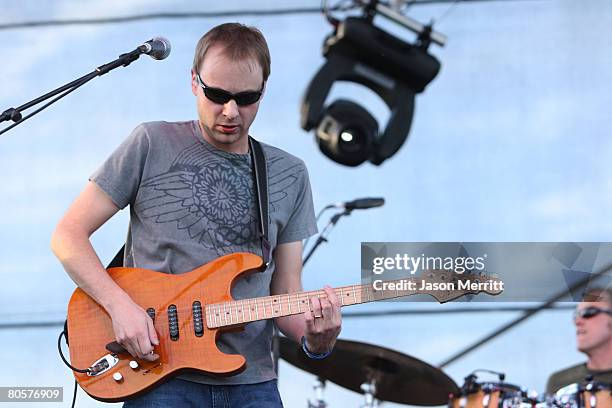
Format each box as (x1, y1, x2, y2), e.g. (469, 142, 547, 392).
(87, 354, 119, 377)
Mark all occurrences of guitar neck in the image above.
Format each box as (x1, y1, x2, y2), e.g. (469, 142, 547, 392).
(206, 278, 415, 329)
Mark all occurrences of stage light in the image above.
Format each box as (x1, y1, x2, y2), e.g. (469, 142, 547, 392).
(301, 5, 445, 166)
(316, 99, 378, 166)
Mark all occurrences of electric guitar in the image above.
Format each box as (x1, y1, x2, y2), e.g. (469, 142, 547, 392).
(66, 252, 502, 402)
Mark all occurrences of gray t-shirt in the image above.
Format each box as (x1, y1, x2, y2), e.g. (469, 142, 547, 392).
(91, 120, 317, 385)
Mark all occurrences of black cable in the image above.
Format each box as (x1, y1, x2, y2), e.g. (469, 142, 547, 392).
(0, 8, 323, 31)
(0, 0, 548, 31)
(71, 379, 78, 408)
(0, 304, 576, 330)
(57, 330, 90, 374)
(438, 260, 612, 368)
(433, 0, 462, 24)
(342, 304, 574, 318)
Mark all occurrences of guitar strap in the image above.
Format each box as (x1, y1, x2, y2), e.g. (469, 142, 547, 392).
(107, 136, 271, 269)
(248, 136, 271, 267)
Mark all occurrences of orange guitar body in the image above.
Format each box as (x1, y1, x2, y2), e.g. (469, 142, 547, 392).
(66, 252, 263, 402)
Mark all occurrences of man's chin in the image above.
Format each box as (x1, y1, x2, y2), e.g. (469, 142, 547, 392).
(577, 341, 594, 354)
(211, 132, 243, 145)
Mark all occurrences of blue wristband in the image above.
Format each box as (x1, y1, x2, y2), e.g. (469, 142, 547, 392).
(301, 336, 332, 359)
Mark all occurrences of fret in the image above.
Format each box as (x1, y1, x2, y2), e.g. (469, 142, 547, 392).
(287, 294, 292, 314)
(339, 288, 344, 305)
(255, 299, 260, 320)
(247, 299, 253, 322)
(265, 298, 271, 318)
(352, 285, 357, 305)
(272, 296, 279, 317)
(299, 294, 308, 312)
(223, 303, 229, 325)
(272, 297, 278, 317)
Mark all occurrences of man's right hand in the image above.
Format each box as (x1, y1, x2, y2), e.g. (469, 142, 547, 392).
(107, 296, 160, 362)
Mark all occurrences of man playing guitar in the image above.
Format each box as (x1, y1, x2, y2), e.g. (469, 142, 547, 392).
(52, 22, 341, 407)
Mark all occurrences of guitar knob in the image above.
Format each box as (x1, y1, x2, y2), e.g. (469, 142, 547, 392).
(129, 360, 139, 370)
(113, 372, 123, 382)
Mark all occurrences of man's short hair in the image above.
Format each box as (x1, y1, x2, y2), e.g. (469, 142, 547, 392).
(582, 286, 612, 305)
(193, 22, 271, 82)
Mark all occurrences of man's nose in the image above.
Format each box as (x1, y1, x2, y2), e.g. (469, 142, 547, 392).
(222, 99, 239, 119)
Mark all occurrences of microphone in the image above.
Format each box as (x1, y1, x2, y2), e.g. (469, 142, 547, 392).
(137, 37, 171, 60)
(332, 197, 385, 210)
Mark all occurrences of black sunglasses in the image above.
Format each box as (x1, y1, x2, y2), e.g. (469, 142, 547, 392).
(196, 73, 263, 106)
(574, 306, 612, 320)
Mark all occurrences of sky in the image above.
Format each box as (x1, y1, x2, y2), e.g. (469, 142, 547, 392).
(1, 0, 611, 407)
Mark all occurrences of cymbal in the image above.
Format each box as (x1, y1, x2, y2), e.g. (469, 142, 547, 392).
(278, 336, 459, 406)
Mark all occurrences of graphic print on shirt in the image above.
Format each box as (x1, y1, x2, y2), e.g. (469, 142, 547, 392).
(137, 142, 303, 256)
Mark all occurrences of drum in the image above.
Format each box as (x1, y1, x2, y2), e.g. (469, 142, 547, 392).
(552, 382, 612, 408)
(450, 382, 535, 408)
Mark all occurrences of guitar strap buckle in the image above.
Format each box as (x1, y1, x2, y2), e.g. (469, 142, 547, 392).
(261, 236, 271, 267)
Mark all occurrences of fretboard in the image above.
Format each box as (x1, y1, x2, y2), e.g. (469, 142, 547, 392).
(205, 278, 416, 329)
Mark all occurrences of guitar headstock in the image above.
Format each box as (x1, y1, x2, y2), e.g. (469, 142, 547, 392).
(418, 269, 504, 303)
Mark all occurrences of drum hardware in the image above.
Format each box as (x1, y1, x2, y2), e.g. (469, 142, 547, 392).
(360, 378, 378, 408)
(308, 377, 328, 408)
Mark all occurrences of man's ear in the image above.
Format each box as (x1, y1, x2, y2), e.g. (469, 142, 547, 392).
(191, 69, 198, 96)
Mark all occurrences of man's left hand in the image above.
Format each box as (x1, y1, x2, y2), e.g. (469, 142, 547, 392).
(304, 286, 342, 354)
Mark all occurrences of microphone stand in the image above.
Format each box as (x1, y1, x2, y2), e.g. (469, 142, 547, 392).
(303, 208, 352, 267)
(0, 47, 147, 136)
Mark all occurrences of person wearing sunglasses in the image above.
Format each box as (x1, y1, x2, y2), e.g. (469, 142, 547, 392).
(546, 288, 612, 394)
(52, 22, 341, 408)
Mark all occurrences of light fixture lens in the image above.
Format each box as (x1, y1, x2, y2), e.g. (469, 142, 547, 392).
(340, 131, 353, 142)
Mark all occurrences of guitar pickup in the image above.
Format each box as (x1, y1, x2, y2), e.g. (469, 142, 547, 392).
(193, 301, 203, 337)
(168, 304, 179, 341)
(146, 307, 156, 322)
